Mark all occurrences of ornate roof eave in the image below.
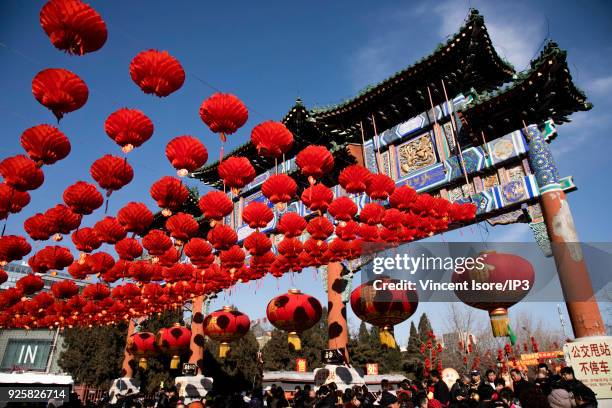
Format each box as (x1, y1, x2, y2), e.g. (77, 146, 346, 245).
(459, 41, 592, 140)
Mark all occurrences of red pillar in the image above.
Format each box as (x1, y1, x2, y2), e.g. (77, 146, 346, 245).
(327, 262, 349, 361)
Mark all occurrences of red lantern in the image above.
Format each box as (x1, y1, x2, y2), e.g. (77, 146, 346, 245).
(63, 181, 103, 215)
(39, 0, 107, 55)
(0, 235, 32, 265)
(335, 221, 359, 241)
(217, 157, 255, 193)
(51, 280, 79, 299)
(296, 145, 333, 183)
(198, 191, 233, 224)
(20, 124, 70, 166)
(142, 230, 172, 257)
(150, 176, 189, 216)
(130, 50, 185, 97)
(350, 278, 418, 348)
(382, 209, 404, 231)
(166, 212, 199, 243)
(450, 202, 477, 223)
(157, 324, 191, 369)
(250, 121, 293, 158)
(117, 202, 154, 235)
(203, 306, 250, 357)
(266, 289, 322, 350)
(32, 68, 88, 120)
(82, 283, 111, 300)
(452, 251, 534, 337)
(166, 136, 208, 177)
(45, 204, 82, 240)
(243, 232, 272, 256)
(207, 224, 237, 251)
(90, 155, 134, 194)
(0, 155, 44, 191)
(301, 184, 333, 213)
(219, 246, 245, 274)
(199, 93, 248, 140)
(183, 238, 213, 268)
(261, 174, 297, 207)
(277, 213, 307, 238)
(277, 238, 303, 259)
(71, 227, 101, 253)
(389, 185, 418, 212)
(242, 202, 273, 229)
(104, 108, 154, 153)
(306, 216, 334, 241)
(359, 202, 385, 225)
(338, 165, 370, 194)
(0, 183, 30, 219)
(91, 217, 125, 245)
(162, 263, 194, 283)
(84, 251, 115, 275)
(328, 196, 357, 223)
(365, 173, 395, 201)
(127, 331, 157, 370)
(158, 247, 180, 268)
(115, 238, 143, 261)
(16, 274, 45, 296)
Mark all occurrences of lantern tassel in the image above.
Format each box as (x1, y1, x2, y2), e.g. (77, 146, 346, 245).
(139, 357, 148, 370)
(170, 355, 180, 369)
(219, 342, 230, 358)
(489, 308, 510, 337)
(379, 327, 396, 348)
(288, 332, 301, 351)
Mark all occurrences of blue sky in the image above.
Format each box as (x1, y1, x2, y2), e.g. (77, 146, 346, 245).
(1, 0, 611, 345)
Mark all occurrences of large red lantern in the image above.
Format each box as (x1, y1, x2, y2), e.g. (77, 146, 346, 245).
(241, 202, 273, 229)
(157, 323, 192, 369)
(63, 181, 103, 215)
(198, 191, 233, 225)
(165, 136, 208, 177)
(199, 93, 248, 141)
(117, 202, 154, 235)
(51, 280, 79, 299)
(0, 183, 30, 220)
(71, 227, 101, 253)
(20, 124, 71, 166)
(389, 185, 417, 212)
(365, 173, 395, 201)
(130, 50, 185, 97)
(277, 213, 307, 238)
(452, 251, 534, 337)
(328, 196, 358, 224)
(207, 224, 237, 251)
(261, 174, 297, 207)
(183, 238, 213, 268)
(203, 306, 250, 358)
(150, 176, 189, 216)
(0, 235, 32, 265)
(32, 68, 88, 120)
(217, 156, 255, 194)
(39, 0, 107, 55)
(104, 108, 154, 153)
(0, 155, 45, 192)
(266, 289, 322, 350)
(243, 232, 272, 256)
(142, 230, 172, 257)
(301, 184, 333, 213)
(45, 204, 82, 240)
(339, 165, 370, 194)
(94, 216, 127, 244)
(127, 331, 157, 370)
(350, 278, 419, 348)
(16, 274, 45, 296)
(115, 238, 143, 261)
(90, 155, 134, 195)
(296, 145, 334, 184)
(166, 212, 199, 243)
(250, 121, 293, 158)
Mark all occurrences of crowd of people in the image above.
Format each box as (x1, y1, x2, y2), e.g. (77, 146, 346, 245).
(50, 365, 599, 408)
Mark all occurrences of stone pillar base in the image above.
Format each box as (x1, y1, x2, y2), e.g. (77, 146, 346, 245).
(109, 377, 140, 404)
(314, 364, 365, 391)
(175, 375, 214, 404)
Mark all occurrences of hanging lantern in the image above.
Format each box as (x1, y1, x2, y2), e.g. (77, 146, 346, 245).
(71, 227, 101, 253)
(305, 216, 334, 242)
(20, 124, 71, 166)
(301, 184, 333, 213)
(142, 230, 173, 257)
(157, 323, 191, 369)
(266, 289, 322, 350)
(217, 156, 255, 194)
(90, 155, 134, 195)
(104, 108, 154, 153)
(45, 204, 82, 241)
(16, 274, 45, 296)
(84, 251, 115, 276)
(389, 185, 417, 212)
(51, 280, 79, 299)
(130, 50, 185, 97)
(165, 135, 208, 177)
(338, 165, 371, 194)
(358, 202, 385, 225)
(157, 247, 180, 268)
(31, 68, 88, 120)
(350, 278, 418, 348)
(0, 183, 30, 220)
(198, 191, 233, 225)
(115, 238, 143, 261)
(184, 238, 214, 268)
(94, 216, 127, 244)
(328, 196, 357, 225)
(243, 232, 272, 256)
(203, 306, 250, 358)
(250, 121, 293, 158)
(207, 224, 237, 251)
(450, 202, 477, 223)
(63, 181, 103, 215)
(166, 212, 199, 243)
(277, 238, 303, 260)
(365, 173, 395, 201)
(0, 235, 32, 265)
(261, 174, 297, 208)
(241, 202, 273, 229)
(116, 202, 154, 235)
(335, 220, 359, 241)
(0, 155, 45, 192)
(277, 213, 307, 238)
(39, 0, 107, 55)
(127, 331, 157, 370)
(82, 283, 111, 300)
(382, 209, 404, 231)
(452, 251, 534, 337)
(150, 176, 189, 216)
(219, 245, 245, 276)
(296, 145, 334, 184)
(199, 93, 248, 142)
